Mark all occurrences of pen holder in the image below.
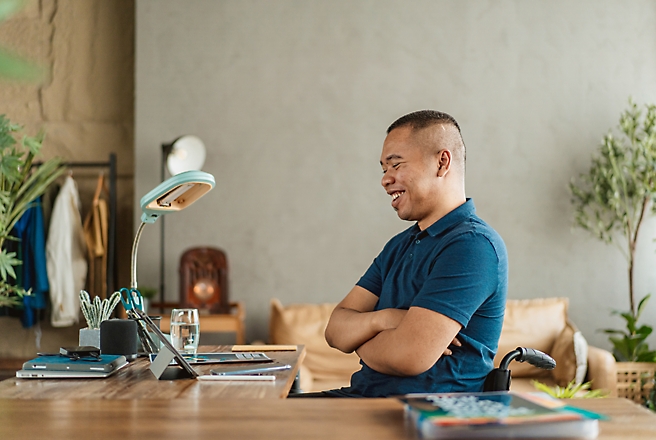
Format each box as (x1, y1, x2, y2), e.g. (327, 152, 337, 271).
(142, 315, 162, 353)
(79, 327, 101, 348)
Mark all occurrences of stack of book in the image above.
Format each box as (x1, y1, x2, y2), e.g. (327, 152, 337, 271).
(398, 391, 603, 439)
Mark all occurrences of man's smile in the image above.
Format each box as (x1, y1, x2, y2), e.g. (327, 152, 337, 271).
(390, 190, 405, 209)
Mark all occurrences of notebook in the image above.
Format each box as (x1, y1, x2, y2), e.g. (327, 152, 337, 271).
(22, 354, 127, 373)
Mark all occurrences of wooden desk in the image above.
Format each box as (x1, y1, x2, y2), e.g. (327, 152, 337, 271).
(0, 345, 304, 400)
(0, 397, 653, 439)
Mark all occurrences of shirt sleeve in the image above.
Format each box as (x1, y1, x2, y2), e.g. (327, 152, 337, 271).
(411, 231, 500, 327)
(356, 254, 383, 297)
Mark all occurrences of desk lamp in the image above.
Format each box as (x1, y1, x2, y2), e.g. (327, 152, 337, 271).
(159, 136, 207, 309)
(131, 170, 215, 290)
(124, 170, 215, 354)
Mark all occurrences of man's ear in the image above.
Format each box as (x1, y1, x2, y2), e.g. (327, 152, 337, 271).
(436, 149, 451, 177)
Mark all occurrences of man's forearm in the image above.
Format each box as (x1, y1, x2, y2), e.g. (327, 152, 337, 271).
(355, 307, 462, 377)
(324, 307, 383, 353)
(356, 328, 421, 376)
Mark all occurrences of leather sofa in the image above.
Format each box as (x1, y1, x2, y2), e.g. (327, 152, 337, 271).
(269, 297, 617, 395)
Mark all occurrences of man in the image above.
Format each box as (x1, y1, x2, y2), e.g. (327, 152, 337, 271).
(322, 110, 508, 397)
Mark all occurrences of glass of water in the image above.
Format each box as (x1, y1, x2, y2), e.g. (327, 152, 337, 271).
(170, 308, 200, 354)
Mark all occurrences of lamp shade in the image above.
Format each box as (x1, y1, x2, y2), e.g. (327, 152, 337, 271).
(165, 135, 206, 175)
(140, 170, 215, 224)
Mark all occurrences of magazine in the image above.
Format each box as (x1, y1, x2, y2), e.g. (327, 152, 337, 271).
(399, 391, 601, 439)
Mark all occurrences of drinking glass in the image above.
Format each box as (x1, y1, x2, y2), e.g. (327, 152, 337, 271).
(170, 308, 200, 354)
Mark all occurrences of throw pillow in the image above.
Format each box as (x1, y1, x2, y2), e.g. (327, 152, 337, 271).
(551, 320, 589, 386)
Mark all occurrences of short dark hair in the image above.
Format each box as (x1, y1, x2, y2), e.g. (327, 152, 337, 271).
(386, 110, 461, 134)
(387, 110, 466, 173)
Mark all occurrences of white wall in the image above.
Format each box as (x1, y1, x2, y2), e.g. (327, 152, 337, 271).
(135, 0, 656, 348)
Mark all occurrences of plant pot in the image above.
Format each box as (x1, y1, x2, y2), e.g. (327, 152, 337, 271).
(616, 362, 656, 404)
(79, 327, 101, 348)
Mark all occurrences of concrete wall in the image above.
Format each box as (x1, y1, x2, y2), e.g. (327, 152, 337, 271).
(135, 0, 656, 350)
(0, 0, 134, 358)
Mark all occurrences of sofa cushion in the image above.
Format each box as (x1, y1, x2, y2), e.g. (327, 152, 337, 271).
(495, 297, 569, 377)
(269, 299, 361, 388)
(551, 320, 588, 386)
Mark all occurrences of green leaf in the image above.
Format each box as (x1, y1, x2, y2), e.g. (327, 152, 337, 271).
(0, 50, 45, 82)
(636, 351, 656, 362)
(0, 248, 20, 281)
(636, 326, 653, 337)
(531, 380, 606, 399)
(0, 0, 26, 21)
(0, 152, 23, 183)
(0, 115, 63, 308)
(602, 329, 627, 336)
(21, 131, 44, 155)
(637, 294, 651, 319)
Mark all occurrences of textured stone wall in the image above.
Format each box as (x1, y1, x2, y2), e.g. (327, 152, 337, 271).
(0, 0, 134, 358)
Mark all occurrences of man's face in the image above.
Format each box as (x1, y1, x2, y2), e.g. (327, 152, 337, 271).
(380, 126, 439, 225)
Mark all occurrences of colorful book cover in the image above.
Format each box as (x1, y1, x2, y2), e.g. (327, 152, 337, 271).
(399, 391, 600, 439)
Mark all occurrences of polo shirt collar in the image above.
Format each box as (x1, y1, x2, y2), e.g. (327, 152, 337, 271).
(417, 198, 475, 237)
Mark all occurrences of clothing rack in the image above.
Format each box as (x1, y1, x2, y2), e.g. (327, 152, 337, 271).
(34, 154, 118, 297)
(64, 154, 117, 297)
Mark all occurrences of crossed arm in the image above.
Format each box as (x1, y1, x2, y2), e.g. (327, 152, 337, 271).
(324, 285, 462, 376)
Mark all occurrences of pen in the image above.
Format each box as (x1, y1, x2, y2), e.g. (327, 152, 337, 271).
(196, 375, 276, 381)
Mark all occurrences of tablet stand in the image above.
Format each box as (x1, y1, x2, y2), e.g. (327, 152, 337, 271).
(131, 308, 198, 380)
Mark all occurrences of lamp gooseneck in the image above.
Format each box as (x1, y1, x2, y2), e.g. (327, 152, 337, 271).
(130, 222, 147, 290)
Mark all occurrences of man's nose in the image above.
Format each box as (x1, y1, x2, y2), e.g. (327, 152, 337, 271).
(381, 171, 393, 187)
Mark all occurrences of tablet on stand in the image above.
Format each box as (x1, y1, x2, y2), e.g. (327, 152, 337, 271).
(131, 308, 198, 380)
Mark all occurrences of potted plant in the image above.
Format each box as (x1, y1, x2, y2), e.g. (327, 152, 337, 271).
(78, 290, 121, 347)
(0, 115, 64, 307)
(531, 379, 608, 399)
(137, 286, 158, 313)
(570, 99, 656, 406)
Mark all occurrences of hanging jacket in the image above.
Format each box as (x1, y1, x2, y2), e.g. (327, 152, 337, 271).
(47, 176, 87, 327)
(11, 197, 49, 328)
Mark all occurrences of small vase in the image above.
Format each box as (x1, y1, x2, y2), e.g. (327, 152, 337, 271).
(79, 327, 101, 348)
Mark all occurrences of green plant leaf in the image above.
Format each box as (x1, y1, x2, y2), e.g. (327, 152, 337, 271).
(637, 294, 651, 319)
(0, 50, 45, 82)
(572, 100, 656, 359)
(0, 0, 26, 21)
(0, 151, 23, 184)
(636, 351, 656, 362)
(0, 248, 20, 281)
(0, 115, 63, 307)
(636, 326, 653, 337)
(531, 380, 605, 399)
(0, 280, 26, 307)
(602, 328, 627, 335)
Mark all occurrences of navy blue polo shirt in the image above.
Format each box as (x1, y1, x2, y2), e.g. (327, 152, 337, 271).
(346, 199, 508, 397)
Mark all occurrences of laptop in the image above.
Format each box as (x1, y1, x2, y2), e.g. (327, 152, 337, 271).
(17, 355, 128, 379)
(16, 365, 127, 379)
(22, 354, 127, 373)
